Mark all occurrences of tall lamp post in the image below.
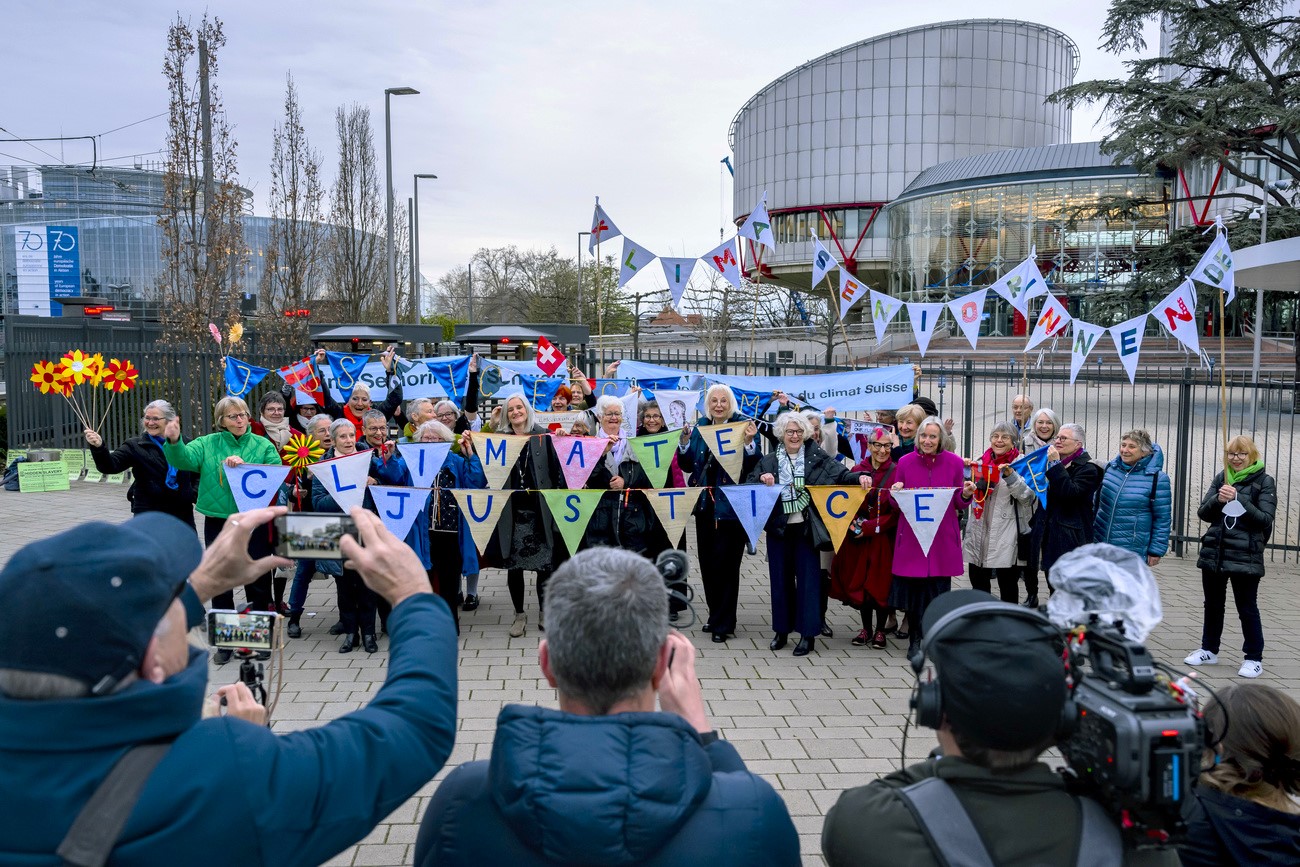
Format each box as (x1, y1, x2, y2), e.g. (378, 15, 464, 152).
(413, 173, 438, 323)
(384, 85, 419, 324)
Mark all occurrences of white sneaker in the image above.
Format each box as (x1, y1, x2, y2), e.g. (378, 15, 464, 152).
(1184, 649, 1219, 666)
(1238, 661, 1263, 678)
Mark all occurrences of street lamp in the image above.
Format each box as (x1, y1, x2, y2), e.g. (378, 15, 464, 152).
(384, 85, 419, 324)
(413, 172, 437, 323)
(577, 231, 591, 325)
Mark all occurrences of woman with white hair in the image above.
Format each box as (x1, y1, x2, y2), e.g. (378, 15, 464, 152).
(415, 419, 486, 635)
(963, 421, 1036, 603)
(1093, 429, 1172, 566)
(84, 399, 198, 526)
(678, 382, 761, 643)
(1020, 407, 1060, 453)
(585, 395, 668, 559)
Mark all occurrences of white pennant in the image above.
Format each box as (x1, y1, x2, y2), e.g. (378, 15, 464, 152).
(737, 191, 776, 251)
(893, 487, 958, 556)
(1025, 293, 1072, 351)
(868, 289, 904, 344)
(1151, 279, 1202, 357)
(1108, 315, 1147, 385)
(589, 198, 621, 253)
(945, 289, 987, 350)
(989, 254, 1048, 316)
(718, 483, 786, 548)
(701, 238, 743, 290)
(618, 236, 657, 288)
(1191, 231, 1236, 305)
(621, 391, 639, 439)
(811, 232, 839, 288)
(395, 442, 451, 488)
(651, 389, 700, 427)
(906, 302, 945, 357)
(369, 485, 432, 541)
(307, 450, 372, 512)
(660, 257, 697, 307)
(1069, 321, 1106, 385)
(222, 463, 291, 513)
(838, 270, 869, 319)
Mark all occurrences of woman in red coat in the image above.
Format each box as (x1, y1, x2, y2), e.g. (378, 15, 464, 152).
(830, 426, 899, 649)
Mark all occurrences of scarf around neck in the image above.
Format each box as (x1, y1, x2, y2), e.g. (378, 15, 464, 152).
(980, 446, 1019, 466)
(148, 434, 179, 489)
(1225, 460, 1265, 486)
(260, 415, 292, 449)
(1058, 448, 1084, 468)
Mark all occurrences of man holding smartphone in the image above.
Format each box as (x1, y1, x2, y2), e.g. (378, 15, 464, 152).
(0, 506, 458, 866)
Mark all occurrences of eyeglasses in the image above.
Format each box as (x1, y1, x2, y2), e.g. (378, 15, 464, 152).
(224, 412, 250, 420)
(142, 416, 167, 423)
(869, 442, 892, 449)
(1227, 452, 1249, 458)
(436, 411, 456, 419)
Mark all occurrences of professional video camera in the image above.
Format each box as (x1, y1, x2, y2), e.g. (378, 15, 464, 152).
(1048, 545, 1208, 849)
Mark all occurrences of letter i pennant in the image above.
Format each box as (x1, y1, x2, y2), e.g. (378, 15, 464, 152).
(718, 483, 785, 548)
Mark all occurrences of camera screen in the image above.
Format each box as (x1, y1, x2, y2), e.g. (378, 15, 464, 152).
(207, 610, 276, 651)
(275, 512, 358, 560)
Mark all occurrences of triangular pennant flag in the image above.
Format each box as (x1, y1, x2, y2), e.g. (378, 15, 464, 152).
(737, 191, 776, 251)
(279, 357, 324, 407)
(906, 302, 945, 356)
(1008, 446, 1050, 509)
(1191, 231, 1236, 304)
(628, 431, 678, 488)
(893, 487, 959, 556)
(838, 270, 869, 319)
(807, 485, 869, 552)
(1069, 321, 1106, 385)
(222, 463, 291, 512)
(451, 489, 512, 554)
(701, 238, 743, 290)
(325, 351, 371, 403)
(589, 198, 621, 253)
(811, 232, 839, 288)
(946, 289, 987, 350)
(989, 255, 1048, 316)
(224, 356, 270, 399)
(644, 488, 703, 546)
(1151, 279, 1202, 357)
(729, 386, 773, 420)
(539, 490, 606, 555)
(621, 392, 640, 439)
(519, 375, 565, 411)
(369, 485, 432, 541)
(660, 257, 697, 307)
(1025, 293, 1072, 351)
(306, 450, 372, 512)
(700, 422, 749, 484)
(868, 290, 904, 344)
(618, 236, 657, 288)
(553, 436, 608, 489)
(396, 442, 452, 488)
(718, 483, 786, 548)
(1108, 315, 1147, 385)
(472, 433, 530, 490)
(653, 390, 700, 428)
(425, 356, 471, 400)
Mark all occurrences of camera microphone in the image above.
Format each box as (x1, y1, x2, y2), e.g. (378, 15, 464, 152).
(655, 549, 689, 583)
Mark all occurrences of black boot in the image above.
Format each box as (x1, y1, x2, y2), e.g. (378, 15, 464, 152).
(769, 633, 789, 651)
(362, 633, 379, 654)
(339, 631, 359, 653)
(793, 636, 816, 657)
(287, 613, 302, 639)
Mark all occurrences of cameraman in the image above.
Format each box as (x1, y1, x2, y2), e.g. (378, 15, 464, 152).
(0, 507, 457, 866)
(822, 589, 1178, 866)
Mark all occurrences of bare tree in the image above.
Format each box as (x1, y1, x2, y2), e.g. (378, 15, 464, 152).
(325, 104, 384, 321)
(157, 13, 244, 343)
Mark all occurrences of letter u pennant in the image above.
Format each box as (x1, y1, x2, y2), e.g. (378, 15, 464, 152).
(807, 486, 868, 552)
(451, 490, 513, 554)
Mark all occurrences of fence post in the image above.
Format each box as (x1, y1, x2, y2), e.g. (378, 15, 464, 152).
(1171, 366, 1194, 558)
(962, 360, 975, 458)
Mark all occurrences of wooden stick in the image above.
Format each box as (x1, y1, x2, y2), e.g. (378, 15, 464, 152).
(596, 237, 603, 359)
(1219, 287, 1229, 472)
(824, 272, 856, 370)
(747, 256, 761, 375)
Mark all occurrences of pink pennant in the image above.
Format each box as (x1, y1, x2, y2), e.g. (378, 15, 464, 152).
(552, 435, 609, 489)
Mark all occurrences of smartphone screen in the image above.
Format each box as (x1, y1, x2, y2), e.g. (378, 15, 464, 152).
(208, 609, 276, 651)
(273, 512, 359, 559)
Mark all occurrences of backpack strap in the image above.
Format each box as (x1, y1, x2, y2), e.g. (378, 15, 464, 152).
(896, 777, 996, 867)
(57, 740, 175, 867)
(1076, 795, 1124, 867)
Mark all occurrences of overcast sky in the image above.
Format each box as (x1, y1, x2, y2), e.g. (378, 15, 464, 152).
(2, 1, 1156, 286)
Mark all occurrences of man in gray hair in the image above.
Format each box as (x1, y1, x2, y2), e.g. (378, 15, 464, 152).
(415, 547, 799, 867)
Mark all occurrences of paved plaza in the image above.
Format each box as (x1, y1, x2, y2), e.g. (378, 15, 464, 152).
(5, 482, 1299, 866)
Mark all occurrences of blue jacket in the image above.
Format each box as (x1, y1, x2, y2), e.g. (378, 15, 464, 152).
(0, 595, 457, 866)
(415, 705, 799, 867)
(1093, 444, 1172, 558)
(436, 451, 488, 574)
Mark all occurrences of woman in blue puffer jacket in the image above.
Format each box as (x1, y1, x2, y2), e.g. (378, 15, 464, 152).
(1093, 429, 1172, 567)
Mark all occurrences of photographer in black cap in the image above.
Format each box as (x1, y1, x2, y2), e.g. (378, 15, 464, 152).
(0, 506, 458, 867)
(822, 589, 1178, 866)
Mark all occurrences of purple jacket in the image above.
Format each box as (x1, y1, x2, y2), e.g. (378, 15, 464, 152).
(892, 450, 970, 578)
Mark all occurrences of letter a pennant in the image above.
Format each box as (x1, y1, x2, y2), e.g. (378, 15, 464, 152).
(737, 191, 776, 251)
(554, 436, 607, 489)
(1068, 321, 1106, 384)
(660, 257, 697, 307)
(946, 289, 987, 350)
(1025, 293, 1072, 351)
(645, 488, 703, 546)
(893, 488, 958, 556)
(618, 236, 657, 288)
(472, 433, 530, 490)
(718, 483, 785, 548)
(223, 463, 291, 512)
(807, 486, 868, 552)
(906, 302, 945, 356)
(869, 289, 904, 344)
(539, 490, 606, 555)
(702, 238, 743, 290)
(451, 490, 512, 554)
(628, 431, 678, 488)
(1151, 279, 1202, 358)
(307, 450, 372, 512)
(700, 421, 749, 483)
(369, 486, 432, 541)
(838, 270, 869, 319)
(589, 198, 621, 253)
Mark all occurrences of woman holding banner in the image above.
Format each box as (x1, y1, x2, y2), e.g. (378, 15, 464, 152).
(314, 346, 404, 438)
(586, 396, 667, 559)
(678, 383, 760, 643)
(415, 419, 486, 635)
(962, 422, 1036, 603)
(889, 416, 975, 658)
(831, 426, 898, 650)
(750, 413, 870, 657)
(637, 400, 686, 488)
(1029, 422, 1102, 606)
(84, 399, 198, 527)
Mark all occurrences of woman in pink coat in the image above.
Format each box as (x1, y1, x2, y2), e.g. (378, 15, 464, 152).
(889, 415, 975, 658)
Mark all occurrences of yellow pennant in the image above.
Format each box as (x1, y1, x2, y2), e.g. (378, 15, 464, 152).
(643, 487, 703, 546)
(472, 433, 530, 490)
(699, 421, 748, 483)
(807, 485, 868, 552)
(451, 489, 513, 554)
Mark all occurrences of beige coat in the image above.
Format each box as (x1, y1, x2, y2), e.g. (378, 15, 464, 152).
(963, 466, 1037, 569)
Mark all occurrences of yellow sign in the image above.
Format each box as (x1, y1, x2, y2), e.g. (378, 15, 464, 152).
(807, 485, 868, 552)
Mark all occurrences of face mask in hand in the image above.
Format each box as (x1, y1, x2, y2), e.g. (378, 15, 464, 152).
(1222, 497, 1246, 529)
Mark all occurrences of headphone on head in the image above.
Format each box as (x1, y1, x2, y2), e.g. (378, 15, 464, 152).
(909, 599, 1080, 740)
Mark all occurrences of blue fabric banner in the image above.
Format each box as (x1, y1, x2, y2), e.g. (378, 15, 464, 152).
(718, 483, 786, 548)
(325, 351, 372, 403)
(424, 355, 472, 400)
(1008, 445, 1050, 508)
(590, 378, 632, 397)
(224, 356, 271, 398)
(517, 374, 566, 410)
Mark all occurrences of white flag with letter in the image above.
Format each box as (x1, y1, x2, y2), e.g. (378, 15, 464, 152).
(660, 257, 696, 307)
(893, 487, 959, 556)
(395, 442, 451, 488)
(838, 270, 868, 319)
(222, 463, 291, 512)
(868, 289, 904, 344)
(946, 289, 987, 350)
(1108, 315, 1147, 384)
(811, 233, 838, 288)
(906, 302, 945, 357)
(1190, 231, 1236, 305)
(702, 238, 743, 290)
(618, 236, 656, 288)
(1025, 293, 1072, 351)
(1151, 279, 1202, 357)
(589, 198, 620, 253)
(307, 450, 372, 512)
(1068, 321, 1106, 385)
(737, 191, 776, 251)
(369, 486, 432, 541)
(990, 254, 1048, 316)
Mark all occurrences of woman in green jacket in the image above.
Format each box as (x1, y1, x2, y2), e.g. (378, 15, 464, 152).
(163, 395, 282, 664)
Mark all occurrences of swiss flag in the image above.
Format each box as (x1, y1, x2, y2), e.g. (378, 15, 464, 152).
(535, 337, 566, 376)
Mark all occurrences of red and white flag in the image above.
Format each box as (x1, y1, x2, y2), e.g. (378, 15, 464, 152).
(279, 357, 324, 406)
(535, 337, 566, 376)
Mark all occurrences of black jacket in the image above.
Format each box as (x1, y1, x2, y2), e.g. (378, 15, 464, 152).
(90, 436, 198, 521)
(586, 452, 668, 558)
(1034, 453, 1103, 575)
(1196, 468, 1277, 577)
(745, 440, 863, 536)
(1179, 786, 1300, 866)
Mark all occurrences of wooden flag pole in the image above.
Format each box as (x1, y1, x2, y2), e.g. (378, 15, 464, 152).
(596, 236, 603, 359)
(824, 273, 856, 370)
(1219, 286, 1229, 472)
(747, 253, 761, 375)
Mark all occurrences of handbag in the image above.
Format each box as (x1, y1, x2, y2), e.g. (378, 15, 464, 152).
(808, 510, 834, 552)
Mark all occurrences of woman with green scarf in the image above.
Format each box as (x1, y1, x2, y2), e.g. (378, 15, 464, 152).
(1185, 436, 1277, 679)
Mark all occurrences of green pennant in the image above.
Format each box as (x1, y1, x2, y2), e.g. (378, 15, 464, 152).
(627, 431, 677, 488)
(539, 490, 607, 555)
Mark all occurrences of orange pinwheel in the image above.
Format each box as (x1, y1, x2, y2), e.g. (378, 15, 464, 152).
(283, 433, 325, 470)
(30, 360, 61, 394)
(85, 352, 106, 387)
(58, 349, 94, 385)
(102, 358, 139, 393)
